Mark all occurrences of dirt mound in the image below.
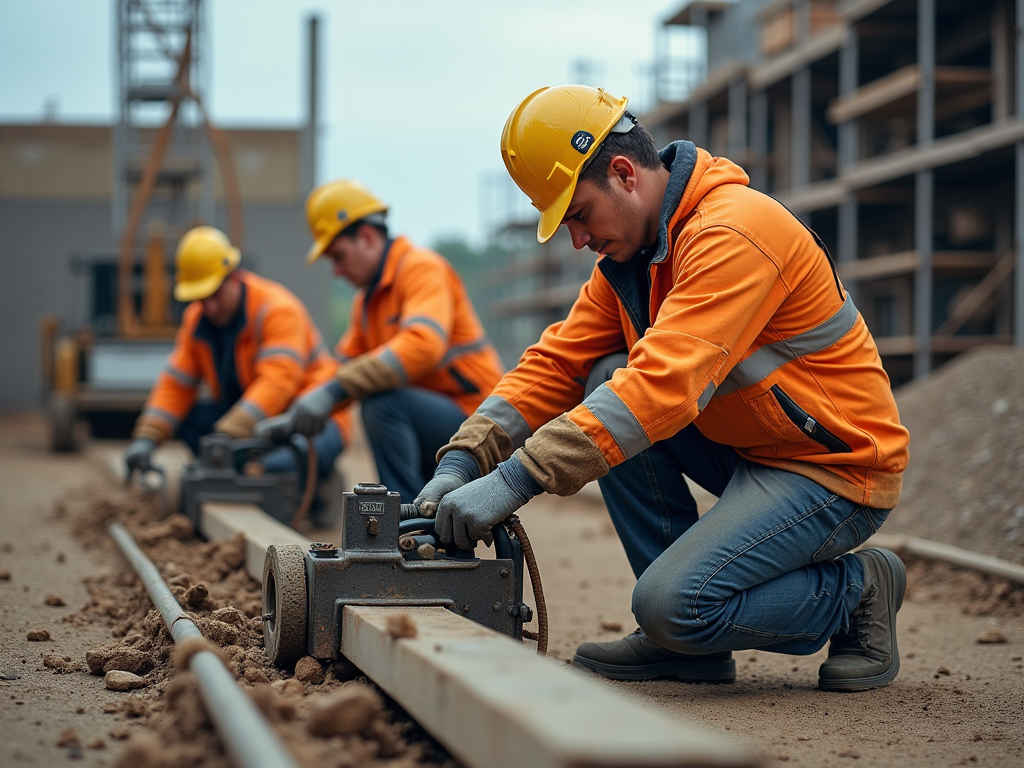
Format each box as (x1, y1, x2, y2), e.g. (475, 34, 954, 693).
(891, 346, 1024, 564)
(52, 485, 459, 767)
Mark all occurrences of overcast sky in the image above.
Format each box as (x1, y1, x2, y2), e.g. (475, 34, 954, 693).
(0, 0, 699, 247)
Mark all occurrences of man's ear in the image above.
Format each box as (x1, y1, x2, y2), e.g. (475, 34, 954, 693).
(607, 155, 638, 192)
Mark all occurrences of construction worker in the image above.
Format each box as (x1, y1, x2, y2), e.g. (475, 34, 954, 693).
(124, 226, 349, 523)
(415, 86, 911, 692)
(255, 180, 504, 503)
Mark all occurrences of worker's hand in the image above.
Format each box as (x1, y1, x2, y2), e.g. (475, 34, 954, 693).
(125, 437, 156, 474)
(435, 454, 542, 550)
(412, 450, 481, 518)
(291, 380, 345, 435)
(253, 412, 296, 442)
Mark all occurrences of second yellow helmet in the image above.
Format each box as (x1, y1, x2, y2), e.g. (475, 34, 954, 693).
(501, 85, 629, 243)
(304, 179, 389, 263)
(174, 226, 241, 302)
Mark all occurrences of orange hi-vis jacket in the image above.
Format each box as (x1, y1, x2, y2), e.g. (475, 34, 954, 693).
(449, 142, 909, 509)
(332, 236, 504, 415)
(134, 269, 350, 443)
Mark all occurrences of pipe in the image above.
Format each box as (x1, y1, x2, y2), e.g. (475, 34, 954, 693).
(864, 533, 1024, 585)
(108, 523, 299, 768)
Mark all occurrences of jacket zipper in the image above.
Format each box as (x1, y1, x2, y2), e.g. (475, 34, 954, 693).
(770, 385, 851, 454)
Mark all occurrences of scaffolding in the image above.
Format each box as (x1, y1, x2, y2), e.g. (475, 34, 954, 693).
(643, 0, 1024, 385)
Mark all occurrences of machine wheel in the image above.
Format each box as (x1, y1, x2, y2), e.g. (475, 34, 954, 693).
(262, 544, 308, 666)
(50, 394, 76, 453)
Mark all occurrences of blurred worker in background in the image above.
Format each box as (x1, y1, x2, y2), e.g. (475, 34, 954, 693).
(124, 226, 349, 524)
(415, 86, 910, 693)
(255, 180, 504, 503)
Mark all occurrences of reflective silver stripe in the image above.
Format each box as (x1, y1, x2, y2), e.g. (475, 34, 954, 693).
(143, 406, 180, 428)
(308, 339, 329, 365)
(697, 381, 716, 412)
(440, 338, 488, 368)
(715, 296, 859, 398)
(253, 304, 269, 348)
(402, 315, 448, 341)
(238, 399, 266, 421)
(164, 365, 198, 388)
(583, 384, 651, 460)
(477, 395, 533, 449)
(378, 348, 409, 385)
(257, 346, 304, 365)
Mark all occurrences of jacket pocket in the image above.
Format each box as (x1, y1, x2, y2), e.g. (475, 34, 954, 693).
(769, 385, 851, 454)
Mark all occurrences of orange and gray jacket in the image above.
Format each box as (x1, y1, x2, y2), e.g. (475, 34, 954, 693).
(331, 236, 504, 415)
(133, 269, 350, 442)
(443, 142, 909, 510)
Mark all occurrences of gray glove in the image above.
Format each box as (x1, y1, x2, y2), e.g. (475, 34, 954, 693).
(412, 450, 480, 518)
(435, 454, 542, 550)
(253, 412, 295, 442)
(125, 437, 156, 474)
(291, 379, 345, 435)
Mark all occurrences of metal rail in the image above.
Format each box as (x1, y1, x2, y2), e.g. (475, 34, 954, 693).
(108, 522, 299, 768)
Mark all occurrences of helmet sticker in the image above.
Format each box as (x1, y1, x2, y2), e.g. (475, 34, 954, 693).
(337, 210, 348, 220)
(571, 130, 595, 154)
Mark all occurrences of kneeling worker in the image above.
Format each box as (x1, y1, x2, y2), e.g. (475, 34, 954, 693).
(257, 180, 504, 503)
(416, 86, 910, 692)
(125, 226, 349, 522)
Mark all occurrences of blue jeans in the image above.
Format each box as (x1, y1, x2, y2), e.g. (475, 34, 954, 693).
(360, 387, 469, 504)
(177, 402, 344, 478)
(589, 354, 890, 657)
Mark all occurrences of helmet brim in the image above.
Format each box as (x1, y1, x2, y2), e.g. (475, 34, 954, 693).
(175, 272, 226, 302)
(305, 228, 338, 264)
(536, 176, 578, 244)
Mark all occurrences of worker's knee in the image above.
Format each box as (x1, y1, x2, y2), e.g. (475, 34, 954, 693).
(632, 568, 720, 655)
(359, 390, 403, 427)
(584, 353, 629, 398)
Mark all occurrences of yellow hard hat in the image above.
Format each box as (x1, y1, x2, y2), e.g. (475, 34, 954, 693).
(501, 85, 630, 243)
(304, 179, 389, 263)
(173, 226, 241, 302)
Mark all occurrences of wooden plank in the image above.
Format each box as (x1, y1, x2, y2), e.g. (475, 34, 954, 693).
(201, 501, 310, 582)
(828, 65, 919, 124)
(342, 605, 759, 768)
(837, 250, 995, 281)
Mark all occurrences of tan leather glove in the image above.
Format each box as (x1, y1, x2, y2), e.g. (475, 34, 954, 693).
(213, 406, 257, 439)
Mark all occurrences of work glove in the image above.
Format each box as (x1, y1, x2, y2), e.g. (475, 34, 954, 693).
(291, 379, 346, 435)
(253, 412, 295, 442)
(125, 437, 156, 474)
(435, 453, 543, 550)
(412, 450, 481, 518)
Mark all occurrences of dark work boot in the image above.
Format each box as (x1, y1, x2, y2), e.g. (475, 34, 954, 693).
(818, 548, 906, 692)
(572, 629, 736, 683)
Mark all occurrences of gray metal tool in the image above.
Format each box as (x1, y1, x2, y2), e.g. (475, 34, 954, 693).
(261, 482, 532, 665)
(179, 433, 308, 528)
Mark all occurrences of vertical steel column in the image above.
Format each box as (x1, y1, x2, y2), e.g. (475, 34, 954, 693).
(750, 91, 769, 191)
(690, 101, 709, 149)
(299, 15, 320, 195)
(914, 0, 936, 377)
(727, 76, 748, 164)
(1016, 0, 1024, 346)
(837, 28, 859, 303)
(791, 68, 811, 189)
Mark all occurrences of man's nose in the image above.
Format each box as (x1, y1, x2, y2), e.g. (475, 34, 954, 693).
(567, 222, 590, 251)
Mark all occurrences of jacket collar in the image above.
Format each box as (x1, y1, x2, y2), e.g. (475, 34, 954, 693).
(649, 140, 699, 265)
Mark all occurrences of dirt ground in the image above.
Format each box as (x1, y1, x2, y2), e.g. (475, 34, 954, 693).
(1, 409, 1022, 768)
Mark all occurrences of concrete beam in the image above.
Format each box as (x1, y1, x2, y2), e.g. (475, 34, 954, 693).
(201, 501, 309, 581)
(342, 605, 760, 768)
